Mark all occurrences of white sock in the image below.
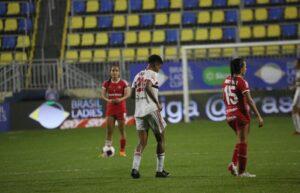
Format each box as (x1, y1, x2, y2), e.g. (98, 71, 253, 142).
(156, 153, 165, 172)
(132, 151, 142, 170)
(105, 140, 112, 146)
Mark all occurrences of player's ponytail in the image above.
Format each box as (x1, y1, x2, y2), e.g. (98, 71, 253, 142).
(230, 58, 245, 85)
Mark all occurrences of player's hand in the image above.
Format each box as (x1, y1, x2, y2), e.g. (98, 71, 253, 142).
(258, 117, 264, 128)
(115, 98, 122, 103)
(157, 103, 162, 111)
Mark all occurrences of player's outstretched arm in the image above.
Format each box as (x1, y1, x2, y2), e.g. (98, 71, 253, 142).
(245, 91, 264, 127)
(145, 80, 162, 111)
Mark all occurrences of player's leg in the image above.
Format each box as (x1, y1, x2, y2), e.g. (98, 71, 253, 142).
(227, 120, 239, 176)
(105, 116, 115, 147)
(292, 88, 300, 134)
(117, 113, 127, 156)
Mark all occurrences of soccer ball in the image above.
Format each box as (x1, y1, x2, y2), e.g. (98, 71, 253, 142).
(102, 146, 115, 158)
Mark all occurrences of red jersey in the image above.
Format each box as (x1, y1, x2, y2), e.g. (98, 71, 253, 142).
(102, 79, 128, 116)
(222, 76, 250, 122)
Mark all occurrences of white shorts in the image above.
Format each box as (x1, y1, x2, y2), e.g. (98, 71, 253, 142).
(293, 87, 300, 108)
(135, 111, 167, 134)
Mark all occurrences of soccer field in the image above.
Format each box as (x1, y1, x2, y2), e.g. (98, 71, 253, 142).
(0, 117, 299, 193)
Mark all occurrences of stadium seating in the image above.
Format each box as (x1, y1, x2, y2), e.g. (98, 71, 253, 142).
(63, 0, 299, 62)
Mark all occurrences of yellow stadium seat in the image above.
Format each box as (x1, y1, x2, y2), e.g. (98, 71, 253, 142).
(267, 25, 280, 38)
(199, 0, 212, 7)
(194, 49, 207, 58)
(241, 9, 253, 22)
(223, 48, 235, 57)
(210, 28, 222, 40)
(228, 0, 240, 6)
(84, 16, 97, 29)
(169, 12, 181, 25)
(123, 48, 135, 61)
(0, 52, 13, 64)
(5, 19, 18, 31)
(113, 15, 126, 28)
(137, 48, 149, 59)
(155, 13, 168, 26)
(239, 26, 252, 39)
(282, 45, 295, 55)
(79, 50, 93, 62)
(195, 28, 208, 41)
(115, 0, 127, 12)
(237, 47, 250, 56)
(181, 29, 194, 42)
(165, 47, 178, 59)
(252, 46, 265, 56)
(95, 33, 108, 45)
(125, 31, 137, 44)
(284, 7, 298, 20)
(139, 31, 151, 44)
(94, 49, 106, 62)
(253, 25, 266, 38)
(127, 15, 139, 27)
(65, 50, 78, 61)
(198, 11, 210, 24)
(108, 49, 121, 61)
(86, 0, 99, 12)
(70, 17, 83, 29)
(67, 34, 80, 46)
(153, 30, 165, 43)
(16, 36, 30, 48)
(212, 11, 224, 23)
(257, 0, 269, 4)
(15, 52, 28, 61)
(7, 3, 20, 15)
(255, 8, 267, 21)
(170, 0, 182, 9)
(81, 33, 94, 46)
(0, 20, 3, 31)
(150, 47, 162, 55)
(209, 48, 221, 58)
(143, 0, 155, 10)
(266, 45, 280, 55)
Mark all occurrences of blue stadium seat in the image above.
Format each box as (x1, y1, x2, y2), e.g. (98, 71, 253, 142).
(18, 18, 32, 32)
(156, 0, 170, 10)
(2, 36, 17, 49)
(100, 0, 114, 12)
(130, 0, 142, 11)
(182, 12, 197, 25)
(166, 29, 178, 43)
(213, 0, 227, 7)
(109, 32, 124, 45)
(244, 0, 255, 6)
(72, 1, 85, 14)
(269, 8, 283, 21)
(0, 2, 7, 15)
(223, 28, 236, 41)
(21, 2, 35, 14)
(140, 14, 154, 27)
(97, 16, 112, 29)
(282, 24, 297, 38)
(225, 10, 237, 23)
(270, 0, 284, 3)
(183, 0, 198, 9)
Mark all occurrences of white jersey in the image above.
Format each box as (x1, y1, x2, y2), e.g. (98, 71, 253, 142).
(132, 69, 159, 117)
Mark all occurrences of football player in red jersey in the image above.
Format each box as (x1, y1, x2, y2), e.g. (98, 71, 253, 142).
(223, 58, 264, 177)
(101, 65, 130, 157)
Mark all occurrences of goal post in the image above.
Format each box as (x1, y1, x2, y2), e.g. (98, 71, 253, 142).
(181, 40, 300, 123)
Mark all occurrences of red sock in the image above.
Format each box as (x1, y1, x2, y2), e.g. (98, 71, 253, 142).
(120, 138, 126, 152)
(232, 144, 239, 165)
(238, 142, 248, 174)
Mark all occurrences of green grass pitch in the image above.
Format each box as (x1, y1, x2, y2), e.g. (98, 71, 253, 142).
(0, 117, 299, 193)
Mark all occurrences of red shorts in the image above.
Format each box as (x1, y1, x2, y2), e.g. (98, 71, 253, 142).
(227, 111, 250, 132)
(106, 110, 126, 121)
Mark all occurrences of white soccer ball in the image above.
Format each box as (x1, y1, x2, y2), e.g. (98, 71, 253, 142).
(102, 146, 115, 158)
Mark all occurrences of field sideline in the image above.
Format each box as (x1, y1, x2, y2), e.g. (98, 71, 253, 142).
(0, 117, 299, 193)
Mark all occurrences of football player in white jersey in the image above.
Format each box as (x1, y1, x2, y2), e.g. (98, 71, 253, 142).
(292, 59, 300, 135)
(130, 55, 169, 179)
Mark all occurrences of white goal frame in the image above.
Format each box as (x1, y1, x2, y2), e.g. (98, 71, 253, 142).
(181, 39, 300, 123)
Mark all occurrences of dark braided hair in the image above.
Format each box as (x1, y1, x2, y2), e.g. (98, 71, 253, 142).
(107, 64, 120, 90)
(230, 58, 245, 85)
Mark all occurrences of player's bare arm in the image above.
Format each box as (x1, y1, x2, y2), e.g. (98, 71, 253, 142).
(145, 80, 162, 111)
(115, 87, 131, 103)
(244, 91, 264, 127)
(100, 88, 112, 103)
